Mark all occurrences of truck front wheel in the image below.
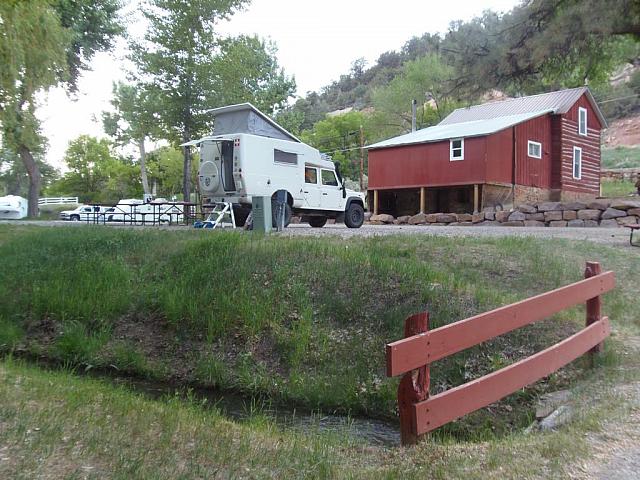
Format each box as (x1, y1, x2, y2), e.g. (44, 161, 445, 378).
(308, 216, 327, 228)
(344, 203, 364, 228)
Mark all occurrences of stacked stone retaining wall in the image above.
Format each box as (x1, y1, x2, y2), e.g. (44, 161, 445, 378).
(367, 199, 640, 228)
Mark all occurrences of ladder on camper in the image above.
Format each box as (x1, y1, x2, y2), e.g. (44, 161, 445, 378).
(196, 202, 236, 229)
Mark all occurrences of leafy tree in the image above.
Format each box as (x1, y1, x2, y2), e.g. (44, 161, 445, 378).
(300, 111, 368, 182)
(442, 0, 640, 97)
(47, 135, 140, 203)
(131, 0, 295, 202)
(371, 54, 458, 131)
(0, 0, 122, 216)
(0, 148, 59, 197)
(145, 146, 195, 198)
(102, 82, 162, 196)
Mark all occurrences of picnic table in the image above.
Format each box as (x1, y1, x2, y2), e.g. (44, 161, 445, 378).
(625, 224, 640, 246)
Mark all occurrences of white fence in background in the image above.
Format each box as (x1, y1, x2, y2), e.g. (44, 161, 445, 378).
(38, 197, 79, 206)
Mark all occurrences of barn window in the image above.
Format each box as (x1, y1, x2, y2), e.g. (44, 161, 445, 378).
(450, 138, 464, 161)
(578, 107, 587, 136)
(527, 141, 542, 159)
(274, 149, 298, 165)
(573, 146, 582, 179)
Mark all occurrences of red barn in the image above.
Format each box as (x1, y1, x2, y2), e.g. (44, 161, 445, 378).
(366, 87, 606, 216)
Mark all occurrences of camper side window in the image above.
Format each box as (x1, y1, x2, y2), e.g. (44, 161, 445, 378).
(274, 149, 298, 165)
(305, 167, 318, 184)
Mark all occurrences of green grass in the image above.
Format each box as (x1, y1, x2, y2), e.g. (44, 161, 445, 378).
(0, 225, 638, 437)
(601, 178, 637, 197)
(602, 145, 640, 169)
(1, 225, 640, 478)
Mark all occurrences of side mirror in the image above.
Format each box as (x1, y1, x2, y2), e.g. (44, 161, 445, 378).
(342, 183, 347, 198)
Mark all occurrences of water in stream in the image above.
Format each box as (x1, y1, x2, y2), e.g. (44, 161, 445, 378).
(108, 376, 401, 447)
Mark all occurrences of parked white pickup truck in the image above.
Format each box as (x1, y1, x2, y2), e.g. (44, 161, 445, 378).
(59, 205, 111, 221)
(185, 103, 366, 228)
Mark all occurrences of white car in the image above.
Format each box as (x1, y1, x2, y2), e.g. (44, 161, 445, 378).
(59, 205, 111, 221)
(106, 199, 184, 224)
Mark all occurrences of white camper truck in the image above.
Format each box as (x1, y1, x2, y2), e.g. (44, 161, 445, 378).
(185, 103, 365, 228)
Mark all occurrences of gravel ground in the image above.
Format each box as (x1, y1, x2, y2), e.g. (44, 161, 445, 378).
(1, 220, 636, 247)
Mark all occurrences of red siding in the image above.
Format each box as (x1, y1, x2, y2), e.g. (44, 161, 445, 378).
(514, 114, 553, 188)
(368, 136, 488, 190)
(550, 116, 563, 189)
(486, 128, 514, 184)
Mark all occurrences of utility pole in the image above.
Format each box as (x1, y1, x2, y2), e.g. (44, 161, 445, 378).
(411, 99, 417, 132)
(359, 125, 365, 191)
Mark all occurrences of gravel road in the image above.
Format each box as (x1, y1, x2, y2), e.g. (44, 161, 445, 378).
(1, 220, 636, 247)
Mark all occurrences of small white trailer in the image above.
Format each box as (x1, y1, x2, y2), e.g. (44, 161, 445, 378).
(184, 103, 366, 228)
(0, 195, 28, 219)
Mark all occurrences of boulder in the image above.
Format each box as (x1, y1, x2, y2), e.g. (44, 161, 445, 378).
(610, 199, 640, 210)
(562, 210, 577, 221)
(587, 199, 611, 210)
(536, 390, 571, 420)
(436, 213, 457, 223)
(517, 204, 537, 214)
(617, 216, 639, 225)
(495, 210, 511, 222)
(584, 220, 599, 227)
(508, 211, 526, 222)
(430, 222, 447, 226)
(396, 215, 411, 224)
(472, 212, 485, 223)
(483, 206, 496, 213)
(458, 221, 474, 226)
(539, 405, 574, 431)
(368, 220, 383, 225)
(364, 212, 373, 221)
(567, 219, 585, 227)
(408, 213, 428, 225)
(370, 213, 395, 223)
(524, 220, 545, 227)
(485, 212, 496, 221)
(549, 220, 567, 227)
(599, 219, 619, 228)
(448, 222, 460, 226)
(628, 208, 640, 217)
(560, 201, 587, 211)
(479, 220, 500, 226)
(526, 212, 545, 221)
(457, 213, 473, 222)
(602, 207, 627, 219)
(544, 211, 563, 221)
(537, 202, 562, 212)
(426, 213, 441, 223)
(577, 209, 601, 221)
(502, 221, 524, 226)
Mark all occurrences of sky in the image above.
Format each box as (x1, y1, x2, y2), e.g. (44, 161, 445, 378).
(38, 0, 520, 170)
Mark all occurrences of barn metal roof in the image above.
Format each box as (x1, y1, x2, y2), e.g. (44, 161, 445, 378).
(367, 110, 552, 150)
(439, 87, 607, 127)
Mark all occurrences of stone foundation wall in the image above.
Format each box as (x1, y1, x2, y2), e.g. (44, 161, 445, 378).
(367, 198, 640, 228)
(513, 185, 556, 205)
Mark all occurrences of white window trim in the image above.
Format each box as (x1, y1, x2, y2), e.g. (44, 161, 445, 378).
(578, 107, 588, 136)
(573, 146, 582, 180)
(449, 138, 464, 161)
(527, 140, 542, 159)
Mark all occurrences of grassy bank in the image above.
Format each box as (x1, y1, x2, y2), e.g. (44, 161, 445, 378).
(602, 145, 640, 169)
(601, 178, 636, 197)
(0, 225, 636, 438)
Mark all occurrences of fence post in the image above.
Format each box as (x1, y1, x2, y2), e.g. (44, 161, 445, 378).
(397, 311, 430, 446)
(585, 261, 603, 361)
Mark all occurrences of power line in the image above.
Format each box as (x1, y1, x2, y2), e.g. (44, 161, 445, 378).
(597, 93, 640, 104)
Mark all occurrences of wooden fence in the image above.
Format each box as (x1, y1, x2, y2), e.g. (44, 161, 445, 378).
(385, 261, 615, 445)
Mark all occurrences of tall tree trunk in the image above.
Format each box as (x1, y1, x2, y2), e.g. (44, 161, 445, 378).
(182, 144, 192, 202)
(18, 145, 41, 218)
(138, 138, 151, 196)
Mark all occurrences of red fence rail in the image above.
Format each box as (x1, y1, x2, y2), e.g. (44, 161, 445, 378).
(385, 261, 615, 445)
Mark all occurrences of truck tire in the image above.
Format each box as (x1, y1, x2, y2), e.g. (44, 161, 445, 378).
(344, 203, 364, 228)
(308, 216, 327, 228)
